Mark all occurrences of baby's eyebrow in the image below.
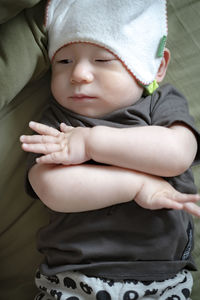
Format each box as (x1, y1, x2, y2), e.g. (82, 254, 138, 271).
(96, 49, 116, 58)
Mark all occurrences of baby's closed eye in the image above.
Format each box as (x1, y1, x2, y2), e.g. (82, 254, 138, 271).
(95, 59, 114, 62)
(58, 59, 72, 64)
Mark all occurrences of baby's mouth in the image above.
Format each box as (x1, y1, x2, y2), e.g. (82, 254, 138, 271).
(70, 94, 97, 101)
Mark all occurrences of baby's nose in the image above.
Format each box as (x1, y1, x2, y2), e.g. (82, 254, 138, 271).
(70, 62, 94, 84)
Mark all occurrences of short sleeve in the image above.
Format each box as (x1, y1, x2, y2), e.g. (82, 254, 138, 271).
(25, 152, 42, 199)
(150, 84, 200, 165)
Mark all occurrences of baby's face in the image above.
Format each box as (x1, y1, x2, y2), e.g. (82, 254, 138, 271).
(51, 43, 144, 118)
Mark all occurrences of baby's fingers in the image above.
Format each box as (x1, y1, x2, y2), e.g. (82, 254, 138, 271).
(21, 142, 62, 154)
(29, 121, 60, 137)
(20, 134, 58, 144)
(60, 123, 73, 133)
(152, 197, 183, 210)
(171, 192, 200, 204)
(183, 203, 200, 218)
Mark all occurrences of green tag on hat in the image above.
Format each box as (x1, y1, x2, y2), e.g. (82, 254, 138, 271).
(140, 80, 159, 95)
(157, 35, 167, 58)
(145, 80, 159, 95)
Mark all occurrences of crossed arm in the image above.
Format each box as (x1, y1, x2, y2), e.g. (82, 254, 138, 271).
(20, 121, 200, 216)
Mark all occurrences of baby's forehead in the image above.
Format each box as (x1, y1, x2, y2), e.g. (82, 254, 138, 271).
(57, 42, 117, 57)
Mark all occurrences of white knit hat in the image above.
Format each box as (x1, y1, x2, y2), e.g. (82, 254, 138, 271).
(45, 0, 168, 85)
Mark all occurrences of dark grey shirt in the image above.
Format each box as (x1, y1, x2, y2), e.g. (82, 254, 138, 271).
(26, 84, 200, 281)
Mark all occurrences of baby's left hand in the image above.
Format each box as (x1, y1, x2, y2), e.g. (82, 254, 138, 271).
(20, 121, 91, 165)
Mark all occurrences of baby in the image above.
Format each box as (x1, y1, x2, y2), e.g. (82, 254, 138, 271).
(20, 1, 200, 299)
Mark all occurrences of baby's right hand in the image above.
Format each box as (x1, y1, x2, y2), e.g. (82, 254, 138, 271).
(20, 121, 91, 165)
(135, 175, 200, 217)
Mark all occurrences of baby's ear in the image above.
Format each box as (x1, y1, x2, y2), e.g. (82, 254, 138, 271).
(156, 48, 171, 83)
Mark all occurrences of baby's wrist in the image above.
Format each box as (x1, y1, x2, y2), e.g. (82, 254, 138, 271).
(84, 127, 93, 160)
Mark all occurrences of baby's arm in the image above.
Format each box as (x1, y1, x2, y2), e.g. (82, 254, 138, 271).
(28, 162, 200, 216)
(21, 121, 197, 177)
(20, 122, 200, 216)
(87, 123, 197, 177)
